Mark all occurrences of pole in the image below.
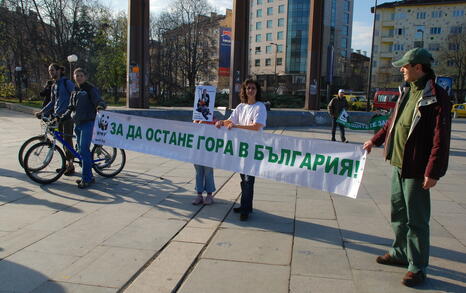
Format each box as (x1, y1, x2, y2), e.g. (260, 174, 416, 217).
(69, 63, 72, 80)
(366, 0, 378, 111)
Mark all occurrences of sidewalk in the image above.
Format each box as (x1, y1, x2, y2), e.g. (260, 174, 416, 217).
(0, 108, 465, 293)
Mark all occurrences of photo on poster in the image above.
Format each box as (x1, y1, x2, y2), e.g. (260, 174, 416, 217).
(193, 86, 216, 121)
(436, 76, 453, 96)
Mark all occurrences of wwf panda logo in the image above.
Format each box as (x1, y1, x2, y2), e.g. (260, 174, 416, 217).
(98, 114, 109, 131)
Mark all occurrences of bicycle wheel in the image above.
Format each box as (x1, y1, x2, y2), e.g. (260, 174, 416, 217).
(92, 145, 126, 177)
(24, 141, 66, 184)
(18, 135, 50, 168)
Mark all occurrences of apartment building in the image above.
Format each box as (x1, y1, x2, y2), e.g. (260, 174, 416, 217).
(372, 0, 466, 89)
(248, 0, 353, 93)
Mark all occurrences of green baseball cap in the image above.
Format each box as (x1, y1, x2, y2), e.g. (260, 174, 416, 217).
(392, 48, 434, 67)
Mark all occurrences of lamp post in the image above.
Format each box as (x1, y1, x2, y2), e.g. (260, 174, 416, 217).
(269, 42, 278, 92)
(366, 0, 378, 112)
(15, 66, 23, 103)
(67, 54, 78, 79)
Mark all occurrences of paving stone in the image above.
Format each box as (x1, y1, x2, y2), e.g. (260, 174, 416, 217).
(291, 246, 352, 280)
(222, 208, 294, 233)
(178, 259, 290, 293)
(125, 241, 204, 293)
(203, 228, 292, 265)
(290, 275, 356, 293)
(173, 226, 216, 244)
(295, 198, 335, 220)
(31, 282, 117, 293)
(54, 246, 154, 288)
(0, 229, 52, 259)
(0, 205, 54, 232)
(294, 218, 343, 249)
(103, 217, 185, 250)
(338, 215, 393, 245)
(344, 241, 406, 273)
(143, 196, 201, 221)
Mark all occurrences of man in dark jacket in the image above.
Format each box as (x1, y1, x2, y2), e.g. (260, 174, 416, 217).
(328, 89, 349, 142)
(62, 68, 106, 189)
(363, 48, 451, 287)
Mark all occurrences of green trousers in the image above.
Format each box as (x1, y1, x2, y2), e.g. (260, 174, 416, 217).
(390, 167, 431, 273)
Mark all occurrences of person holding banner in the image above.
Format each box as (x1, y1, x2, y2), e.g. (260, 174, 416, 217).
(328, 89, 349, 143)
(192, 120, 216, 205)
(363, 48, 451, 287)
(215, 79, 267, 221)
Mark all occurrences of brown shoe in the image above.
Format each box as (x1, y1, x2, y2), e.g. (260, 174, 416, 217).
(402, 271, 426, 287)
(64, 165, 75, 176)
(376, 253, 407, 266)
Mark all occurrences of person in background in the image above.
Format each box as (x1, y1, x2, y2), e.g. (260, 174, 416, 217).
(39, 80, 54, 108)
(215, 79, 267, 221)
(36, 63, 76, 175)
(363, 48, 451, 287)
(328, 89, 348, 142)
(62, 68, 106, 189)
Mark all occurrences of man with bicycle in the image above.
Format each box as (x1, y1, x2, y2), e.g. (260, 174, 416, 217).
(35, 63, 76, 175)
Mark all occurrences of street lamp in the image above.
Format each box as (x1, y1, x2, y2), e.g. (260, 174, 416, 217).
(15, 66, 23, 103)
(67, 54, 78, 79)
(366, 0, 378, 112)
(269, 42, 278, 92)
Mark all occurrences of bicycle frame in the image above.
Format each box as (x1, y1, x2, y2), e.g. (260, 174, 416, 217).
(51, 129, 106, 165)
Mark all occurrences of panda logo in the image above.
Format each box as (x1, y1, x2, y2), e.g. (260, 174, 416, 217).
(98, 114, 109, 131)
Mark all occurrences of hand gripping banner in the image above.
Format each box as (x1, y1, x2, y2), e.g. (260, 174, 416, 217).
(93, 111, 367, 198)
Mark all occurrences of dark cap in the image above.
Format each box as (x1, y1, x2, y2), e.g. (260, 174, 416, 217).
(392, 48, 434, 67)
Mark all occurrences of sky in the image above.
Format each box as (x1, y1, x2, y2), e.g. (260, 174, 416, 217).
(110, 0, 393, 55)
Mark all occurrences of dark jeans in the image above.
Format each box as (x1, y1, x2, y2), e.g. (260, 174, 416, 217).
(75, 121, 94, 183)
(240, 174, 255, 213)
(331, 117, 346, 141)
(59, 119, 74, 160)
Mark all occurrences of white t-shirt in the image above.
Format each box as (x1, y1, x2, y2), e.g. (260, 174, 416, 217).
(228, 102, 267, 130)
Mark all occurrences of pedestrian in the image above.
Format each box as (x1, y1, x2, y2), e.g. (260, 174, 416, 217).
(35, 63, 76, 175)
(192, 119, 216, 205)
(328, 89, 348, 142)
(61, 68, 106, 189)
(215, 79, 267, 221)
(362, 48, 451, 287)
(39, 80, 54, 108)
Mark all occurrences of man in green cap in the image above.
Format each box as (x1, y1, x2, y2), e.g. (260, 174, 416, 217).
(362, 48, 451, 287)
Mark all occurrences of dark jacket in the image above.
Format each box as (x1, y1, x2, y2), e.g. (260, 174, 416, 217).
(371, 77, 452, 180)
(328, 96, 348, 118)
(63, 82, 106, 125)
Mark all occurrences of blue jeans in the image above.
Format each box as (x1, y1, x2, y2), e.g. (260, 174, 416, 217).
(240, 174, 255, 213)
(75, 121, 94, 183)
(194, 165, 216, 193)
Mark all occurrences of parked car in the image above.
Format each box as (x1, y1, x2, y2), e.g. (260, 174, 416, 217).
(331, 94, 370, 111)
(452, 103, 466, 118)
(372, 90, 399, 112)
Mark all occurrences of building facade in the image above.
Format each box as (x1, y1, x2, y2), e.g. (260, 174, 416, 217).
(248, 0, 353, 94)
(372, 0, 466, 90)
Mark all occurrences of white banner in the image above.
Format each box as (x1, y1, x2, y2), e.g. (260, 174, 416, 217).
(93, 111, 367, 198)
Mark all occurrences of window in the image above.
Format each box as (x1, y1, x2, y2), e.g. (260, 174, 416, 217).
(451, 26, 463, 34)
(277, 31, 284, 40)
(342, 26, 349, 36)
(255, 46, 261, 54)
(447, 60, 455, 67)
(267, 0, 273, 2)
(395, 12, 406, 20)
(265, 58, 271, 66)
(393, 44, 404, 51)
(278, 18, 285, 27)
(416, 12, 426, 19)
(397, 28, 404, 35)
(255, 59, 261, 66)
(375, 13, 380, 21)
(277, 44, 283, 53)
(373, 45, 378, 53)
(341, 50, 347, 57)
(255, 34, 262, 42)
(453, 10, 464, 17)
(344, 13, 350, 24)
(278, 4, 285, 13)
(431, 11, 442, 18)
(256, 9, 262, 17)
(257, 0, 263, 4)
(430, 27, 441, 34)
(390, 13, 395, 21)
(266, 45, 272, 54)
(267, 7, 273, 15)
(276, 57, 283, 65)
(344, 0, 350, 11)
(449, 43, 459, 51)
(267, 20, 273, 28)
(266, 33, 272, 41)
(428, 43, 440, 51)
(256, 22, 262, 30)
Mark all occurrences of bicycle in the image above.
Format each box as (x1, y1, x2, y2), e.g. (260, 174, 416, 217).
(18, 119, 52, 168)
(23, 117, 126, 184)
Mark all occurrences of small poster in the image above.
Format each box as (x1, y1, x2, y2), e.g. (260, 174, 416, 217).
(193, 86, 216, 121)
(436, 76, 453, 96)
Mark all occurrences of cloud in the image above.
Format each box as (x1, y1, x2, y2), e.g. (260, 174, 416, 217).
(352, 21, 373, 55)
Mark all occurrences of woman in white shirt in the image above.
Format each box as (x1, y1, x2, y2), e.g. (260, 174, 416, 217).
(215, 79, 267, 221)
